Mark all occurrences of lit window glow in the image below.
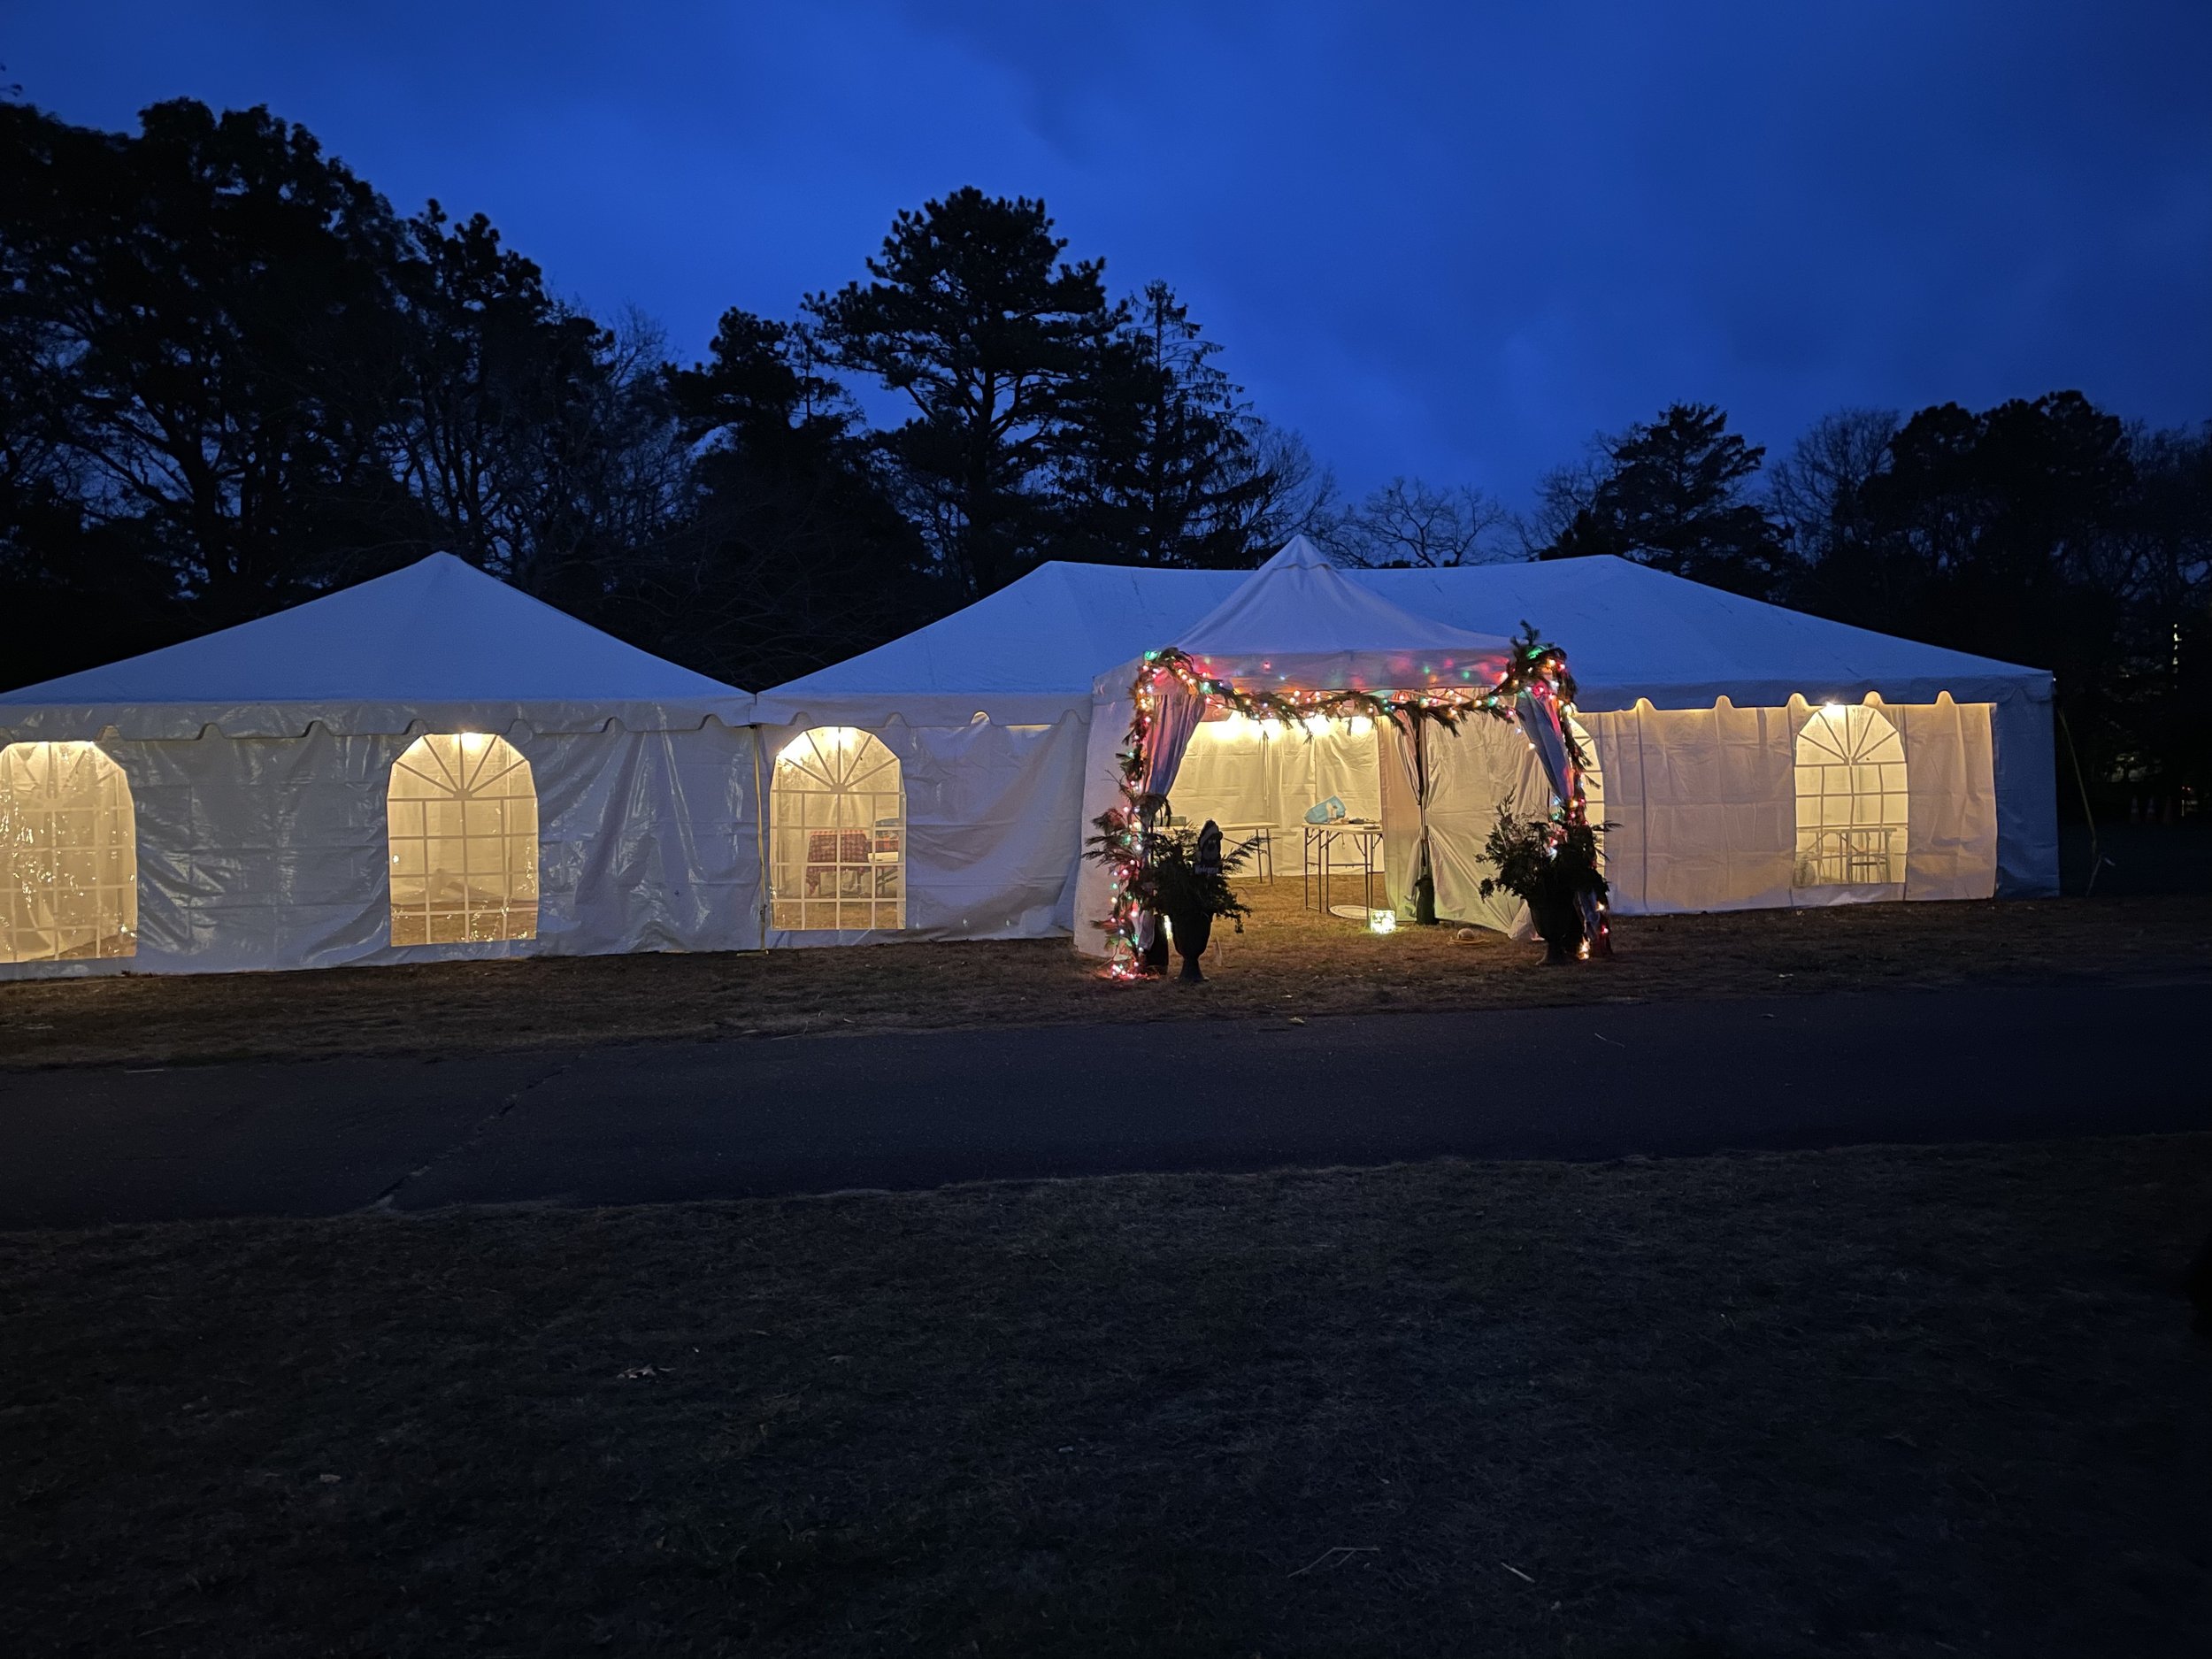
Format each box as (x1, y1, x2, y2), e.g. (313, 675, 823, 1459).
(387, 733, 539, 946)
(1793, 703, 1908, 887)
(772, 726, 906, 933)
(778, 726, 864, 766)
(0, 741, 137, 964)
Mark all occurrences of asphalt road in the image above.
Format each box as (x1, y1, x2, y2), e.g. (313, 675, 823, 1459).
(1, 979, 2206, 1230)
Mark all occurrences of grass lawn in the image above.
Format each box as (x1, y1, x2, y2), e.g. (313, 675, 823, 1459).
(4, 1136, 2208, 1656)
(5, 887, 2211, 1070)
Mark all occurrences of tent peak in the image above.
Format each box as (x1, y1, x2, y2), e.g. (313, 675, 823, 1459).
(0, 545, 753, 739)
(1256, 534, 1335, 572)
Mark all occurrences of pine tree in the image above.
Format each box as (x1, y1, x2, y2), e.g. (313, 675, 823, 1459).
(1061, 280, 1273, 567)
(805, 188, 1114, 597)
(1541, 403, 1793, 599)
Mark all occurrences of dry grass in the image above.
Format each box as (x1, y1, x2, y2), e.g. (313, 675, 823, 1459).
(5, 887, 2211, 1070)
(3, 1136, 2208, 1656)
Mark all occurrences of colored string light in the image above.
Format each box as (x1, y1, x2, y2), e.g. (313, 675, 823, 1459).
(1097, 626, 1601, 975)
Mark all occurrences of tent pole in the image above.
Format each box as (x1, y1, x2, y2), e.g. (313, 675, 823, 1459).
(750, 726, 772, 950)
(1414, 718, 1437, 925)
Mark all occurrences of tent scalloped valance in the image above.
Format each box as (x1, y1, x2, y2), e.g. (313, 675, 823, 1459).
(0, 704, 755, 743)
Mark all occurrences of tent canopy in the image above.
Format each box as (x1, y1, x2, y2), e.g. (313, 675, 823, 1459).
(753, 560, 1226, 728)
(1160, 536, 1517, 694)
(764, 550, 2048, 726)
(1360, 557, 2047, 710)
(1073, 541, 1583, 959)
(0, 553, 755, 740)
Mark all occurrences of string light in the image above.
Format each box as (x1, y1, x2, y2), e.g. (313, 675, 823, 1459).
(1096, 628, 1603, 975)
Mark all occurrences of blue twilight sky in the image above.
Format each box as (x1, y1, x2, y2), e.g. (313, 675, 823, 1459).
(9, 1, 2210, 504)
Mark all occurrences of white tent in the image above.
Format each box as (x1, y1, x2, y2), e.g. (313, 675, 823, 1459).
(0, 554, 761, 976)
(751, 562, 1224, 942)
(762, 541, 2057, 947)
(6, 539, 2053, 976)
(1357, 556, 2055, 909)
(1074, 539, 1586, 956)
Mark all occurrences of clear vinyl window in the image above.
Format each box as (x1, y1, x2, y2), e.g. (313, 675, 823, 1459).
(1793, 703, 1908, 886)
(771, 726, 905, 932)
(387, 733, 539, 946)
(0, 741, 138, 964)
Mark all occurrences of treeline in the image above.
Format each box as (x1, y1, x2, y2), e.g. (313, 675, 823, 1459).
(4, 99, 2208, 810)
(0, 100, 1330, 693)
(1527, 399, 2212, 812)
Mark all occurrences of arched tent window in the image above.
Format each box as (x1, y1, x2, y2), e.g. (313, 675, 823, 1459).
(1566, 714, 1605, 872)
(387, 733, 539, 945)
(0, 741, 138, 964)
(772, 726, 905, 932)
(1793, 703, 1908, 887)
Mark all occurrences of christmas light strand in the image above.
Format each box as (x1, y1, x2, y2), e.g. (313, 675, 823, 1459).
(1095, 626, 1600, 976)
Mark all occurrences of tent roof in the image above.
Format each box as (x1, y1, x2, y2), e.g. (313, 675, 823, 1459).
(0, 553, 754, 740)
(756, 559, 1235, 727)
(1360, 556, 2048, 710)
(760, 549, 2049, 726)
(1161, 536, 1515, 692)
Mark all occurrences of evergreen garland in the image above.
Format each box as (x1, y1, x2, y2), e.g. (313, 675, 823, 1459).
(1094, 625, 1594, 976)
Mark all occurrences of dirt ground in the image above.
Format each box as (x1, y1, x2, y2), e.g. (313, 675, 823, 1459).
(4, 886, 2211, 1070)
(3, 1135, 2208, 1657)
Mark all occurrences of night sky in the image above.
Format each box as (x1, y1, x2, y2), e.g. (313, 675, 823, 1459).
(12, 1, 2209, 503)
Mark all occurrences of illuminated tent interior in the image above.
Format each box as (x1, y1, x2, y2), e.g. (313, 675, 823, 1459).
(0, 554, 757, 977)
(764, 540, 2056, 949)
(1, 539, 2059, 977)
(1072, 539, 1586, 954)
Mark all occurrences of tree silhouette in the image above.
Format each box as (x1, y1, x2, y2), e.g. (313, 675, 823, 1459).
(806, 188, 1114, 597)
(5, 85, 2207, 813)
(1330, 477, 1512, 567)
(1540, 403, 1793, 599)
(651, 308, 931, 687)
(1058, 280, 1277, 568)
(2, 100, 411, 622)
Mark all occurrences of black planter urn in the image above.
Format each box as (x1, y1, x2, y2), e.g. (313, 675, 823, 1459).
(1526, 890, 1584, 965)
(1168, 905, 1214, 981)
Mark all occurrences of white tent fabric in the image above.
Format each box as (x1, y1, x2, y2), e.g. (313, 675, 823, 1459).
(764, 547, 2054, 945)
(0, 541, 2060, 977)
(0, 552, 753, 739)
(1365, 557, 2051, 898)
(0, 556, 761, 978)
(750, 562, 1243, 947)
(753, 561, 1233, 730)
(1379, 715, 1554, 932)
(1169, 536, 1517, 692)
(754, 713, 1094, 948)
(1571, 693, 2001, 912)
(1072, 541, 1536, 952)
(1171, 718, 1385, 864)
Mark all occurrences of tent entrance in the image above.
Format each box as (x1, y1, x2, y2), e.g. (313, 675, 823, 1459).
(1160, 704, 1560, 933)
(1092, 639, 1603, 975)
(1164, 711, 1386, 880)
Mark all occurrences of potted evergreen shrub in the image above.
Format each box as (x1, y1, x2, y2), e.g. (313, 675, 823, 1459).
(1088, 814, 1252, 980)
(1148, 821, 1252, 981)
(1478, 804, 1609, 965)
